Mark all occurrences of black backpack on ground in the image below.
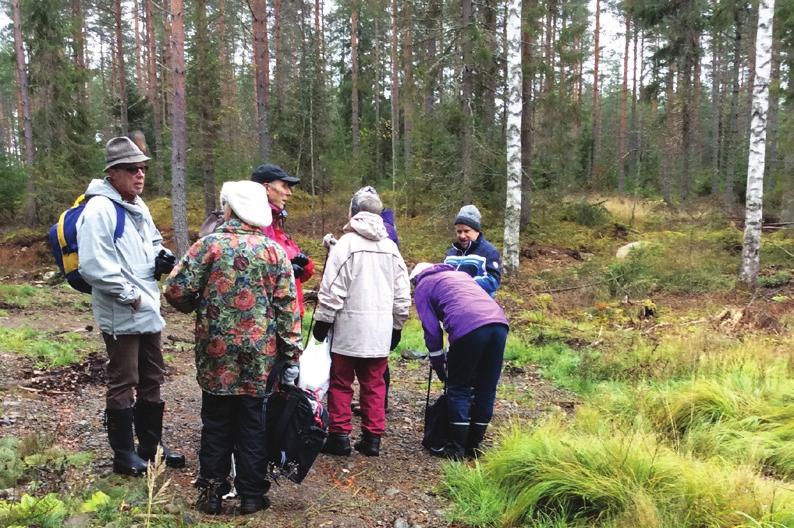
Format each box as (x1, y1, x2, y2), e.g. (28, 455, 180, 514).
(422, 366, 448, 451)
(265, 358, 328, 484)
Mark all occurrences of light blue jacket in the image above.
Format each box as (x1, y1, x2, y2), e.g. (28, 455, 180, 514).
(76, 178, 168, 335)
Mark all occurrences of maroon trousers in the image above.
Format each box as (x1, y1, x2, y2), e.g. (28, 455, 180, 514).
(327, 353, 388, 436)
(102, 332, 165, 410)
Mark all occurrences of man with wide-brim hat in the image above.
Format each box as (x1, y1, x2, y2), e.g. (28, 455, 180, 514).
(251, 164, 315, 317)
(77, 136, 184, 477)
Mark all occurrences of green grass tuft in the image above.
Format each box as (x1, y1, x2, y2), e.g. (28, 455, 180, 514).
(0, 328, 87, 368)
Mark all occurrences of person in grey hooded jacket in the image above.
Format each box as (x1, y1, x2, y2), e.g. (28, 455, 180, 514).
(77, 136, 184, 476)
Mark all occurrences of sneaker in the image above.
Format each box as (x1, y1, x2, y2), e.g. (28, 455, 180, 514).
(321, 433, 352, 456)
(240, 495, 270, 515)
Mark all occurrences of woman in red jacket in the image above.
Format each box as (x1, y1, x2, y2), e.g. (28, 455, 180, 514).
(251, 164, 315, 317)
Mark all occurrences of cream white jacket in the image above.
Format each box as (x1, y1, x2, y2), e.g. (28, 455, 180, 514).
(315, 212, 410, 358)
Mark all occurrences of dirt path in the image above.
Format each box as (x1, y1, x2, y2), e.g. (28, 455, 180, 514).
(0, 285, 571, 527)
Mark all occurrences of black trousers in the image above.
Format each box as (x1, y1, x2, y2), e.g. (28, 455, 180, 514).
(199, 391, 269, 498)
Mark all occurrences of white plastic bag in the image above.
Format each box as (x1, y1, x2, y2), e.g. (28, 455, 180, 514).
(298, 337, 331, 399)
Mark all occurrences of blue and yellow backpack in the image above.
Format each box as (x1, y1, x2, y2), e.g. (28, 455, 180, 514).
(48, 195, 125, 294)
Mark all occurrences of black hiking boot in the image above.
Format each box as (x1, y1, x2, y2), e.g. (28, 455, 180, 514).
(240, 495, 271, 515)
(354, 432, 381, 456)
(321, 433, 352, 456)
(443, 423, 469, 461)
(134, 400, 186, 468)
(465, 422, 489, 458)
(195, 478, 230, 515)
(105, 408, 148, 476)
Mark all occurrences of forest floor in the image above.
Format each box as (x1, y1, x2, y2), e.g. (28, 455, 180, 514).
(0, 264, 573, 528)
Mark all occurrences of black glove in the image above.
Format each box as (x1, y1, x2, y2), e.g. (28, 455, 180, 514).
(154, 250, 176, 280)
(313, 320, 333, 342)
(292, 263, 305, 279)
(390, 328, 402, 351)
(291, 252, 310, 268)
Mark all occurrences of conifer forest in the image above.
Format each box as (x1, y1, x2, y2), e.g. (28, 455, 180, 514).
(1, 0, 794, 527)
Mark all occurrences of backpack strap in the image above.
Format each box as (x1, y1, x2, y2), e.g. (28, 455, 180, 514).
(111, 201, 126, 243)
(266, 356, 290, 395)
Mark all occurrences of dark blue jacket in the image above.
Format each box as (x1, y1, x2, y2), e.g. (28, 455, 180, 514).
(443, 233, 501, 297)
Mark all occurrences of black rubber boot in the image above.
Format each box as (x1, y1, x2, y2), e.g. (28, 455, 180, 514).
(321, 433, 352, 456)
(133, 400, 186, 468)
(354, 432, 381, 457)
(106, 408, 148, 476)
(465, 422, 489, 458)
(240, 494, 271, 515)
(195, 478, 230, 515)
(443, 423, 469, 461)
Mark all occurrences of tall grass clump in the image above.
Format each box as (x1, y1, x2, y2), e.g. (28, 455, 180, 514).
(444, 423, 794, 527)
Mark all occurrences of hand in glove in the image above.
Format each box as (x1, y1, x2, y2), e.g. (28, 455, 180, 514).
(281, 364, 300, 385)
(390, 328, 402, 351)
(154, 250, 176, 280)
(291, 252, 309, 280)
(313, 320, 333, 342)
(429, 350, 447, 382)
(322, 233, 337, 249)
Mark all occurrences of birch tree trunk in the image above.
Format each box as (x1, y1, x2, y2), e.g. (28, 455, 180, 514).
(503, 0, 522, 274)
(250, 0, 270, 162)
(170, 0, 189, 257)
(740, 0, 775, 285)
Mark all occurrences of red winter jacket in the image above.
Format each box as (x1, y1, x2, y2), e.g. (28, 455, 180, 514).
(261, 203, 315, 316)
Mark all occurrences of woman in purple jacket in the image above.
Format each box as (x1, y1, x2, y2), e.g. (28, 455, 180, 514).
(410, 263, 509, 460)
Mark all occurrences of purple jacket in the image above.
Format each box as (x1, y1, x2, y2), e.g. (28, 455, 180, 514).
(413, 264, 508, 352)
(380, 208, 400, 247)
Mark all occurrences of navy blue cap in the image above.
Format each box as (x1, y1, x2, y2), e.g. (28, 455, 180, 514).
(251, 164, 300, 185)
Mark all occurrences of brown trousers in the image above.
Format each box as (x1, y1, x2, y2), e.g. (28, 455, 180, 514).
(102, 332, 165, 410)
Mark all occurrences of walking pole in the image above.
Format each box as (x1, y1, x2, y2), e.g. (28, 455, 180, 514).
(304, 238, 333, 347)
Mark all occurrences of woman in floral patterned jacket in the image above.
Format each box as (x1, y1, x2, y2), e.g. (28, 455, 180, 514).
(164, 180, 302, 516)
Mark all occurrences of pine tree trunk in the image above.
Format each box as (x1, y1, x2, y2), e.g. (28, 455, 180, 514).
(403, 0, 415, 181)
(618, 14, 629, 193)
(250, 0, 270, 162)
(115, 0, 129, 135)
(520, 0, 534, 225)
(12, 0, 36, 225)
(390, 0, 399, 189)
(374, 12, 383, 180)
(351, 2, 360, 156)
(711, 30, 721, 195)
(630, 24, 639, 184)
(169, 0, 189, 257)
(145, 0, 165, 194)
(195, 0, 217, 217)
(482, 0, 497, 130)
(589, 0, 601, 183)
(503, 0, 522, 273)
(461, 0, 474, 201)
(134, 0, 143, 85)
(764, 33, 779, 191)
(740, 0, 775, 285)
(424, 0, 440, 115)
(724, 12, 742, 209)
(71, 0, 87, 104)
(274, 0, 284, 111)
(661, 66, 675, 205)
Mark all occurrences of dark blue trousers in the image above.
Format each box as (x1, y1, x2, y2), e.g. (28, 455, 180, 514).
(446, 323, 508, 425)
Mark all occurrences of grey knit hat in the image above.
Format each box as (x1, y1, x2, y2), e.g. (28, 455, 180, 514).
(454, 204, 481, 232)
(350, 186, 383, 216)
(104, 136, 150, 171)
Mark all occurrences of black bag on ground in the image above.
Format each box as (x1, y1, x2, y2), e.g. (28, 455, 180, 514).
(265, 358, 328, 484)
(422, 366, 449, 451)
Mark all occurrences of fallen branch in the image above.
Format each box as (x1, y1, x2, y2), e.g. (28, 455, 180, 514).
(166, 334, 193, 345)
(19, 386, 71, 395)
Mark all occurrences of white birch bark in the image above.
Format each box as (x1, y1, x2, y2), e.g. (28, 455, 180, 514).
(740, 0, 775, 285)
(502, 0, 522, 274)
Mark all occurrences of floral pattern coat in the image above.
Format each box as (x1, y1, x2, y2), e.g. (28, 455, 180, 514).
(164, 218, 302, 397)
